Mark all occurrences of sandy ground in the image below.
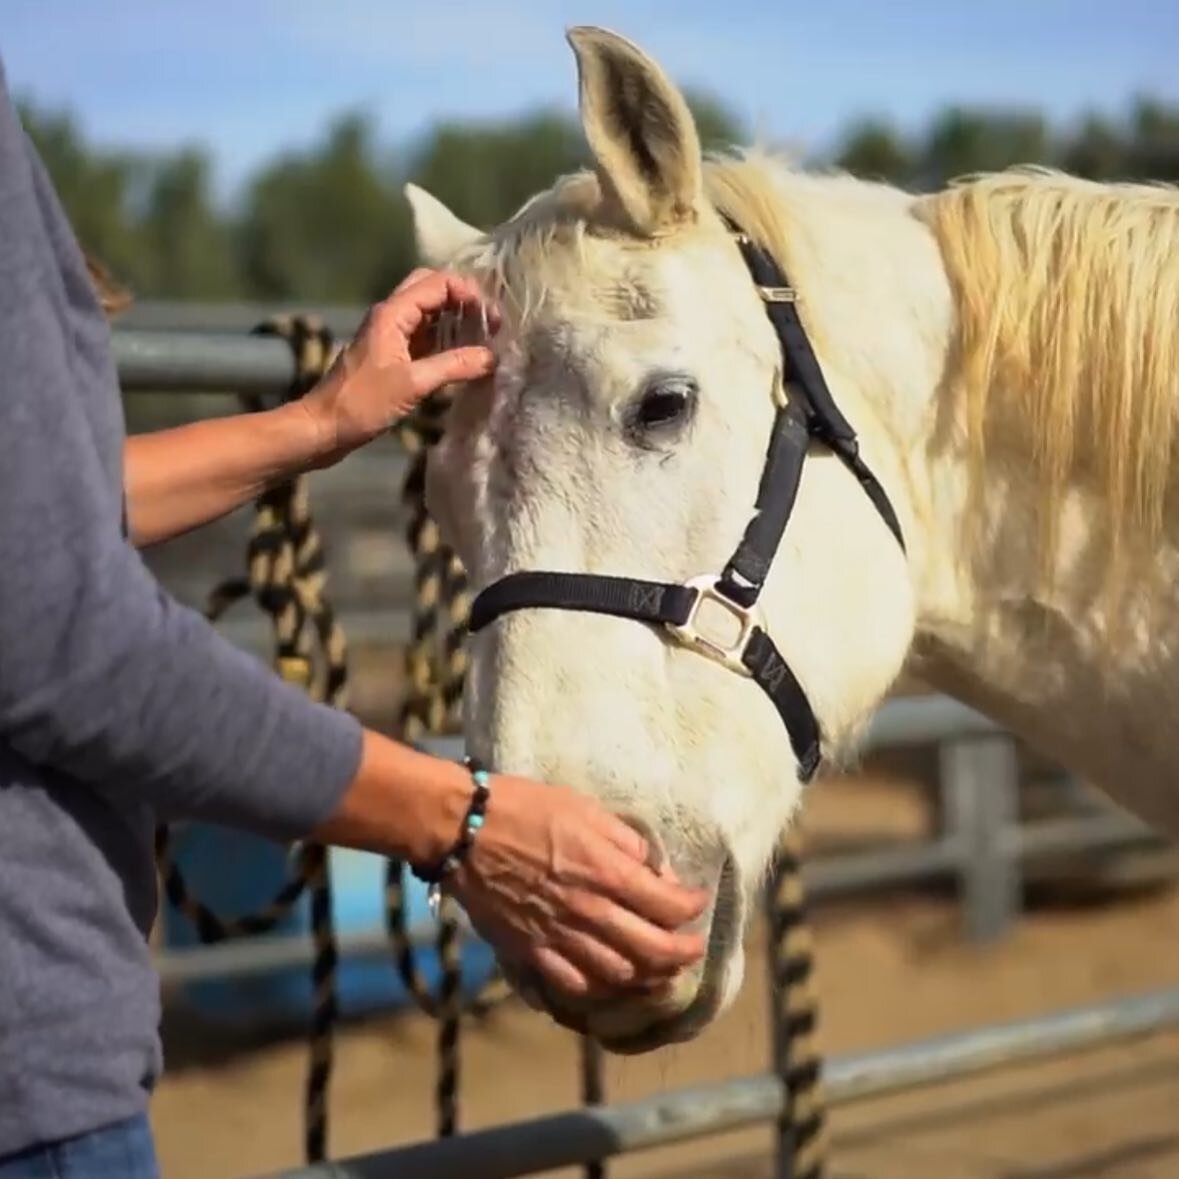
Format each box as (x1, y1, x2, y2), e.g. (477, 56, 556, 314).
(149, 762, 1179, 1179)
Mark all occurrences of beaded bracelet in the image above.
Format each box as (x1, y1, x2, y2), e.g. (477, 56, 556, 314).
(411, 757, 492, 914)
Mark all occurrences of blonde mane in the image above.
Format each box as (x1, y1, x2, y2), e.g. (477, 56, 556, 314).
(917, 168, 1179, 597)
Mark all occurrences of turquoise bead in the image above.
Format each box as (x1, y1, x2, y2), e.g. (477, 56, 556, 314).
(472, 769, 491, 789)
(468, 813, 485, 830)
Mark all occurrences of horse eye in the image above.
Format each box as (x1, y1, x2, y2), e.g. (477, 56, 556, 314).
(627, 375, 698, 443)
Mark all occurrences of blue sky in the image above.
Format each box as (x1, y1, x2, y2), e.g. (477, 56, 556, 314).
(5, 0, 1176, 204)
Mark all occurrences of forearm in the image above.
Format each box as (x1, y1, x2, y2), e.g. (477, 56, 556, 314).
(124, 400, 328, 547)
(311, 730, 474, 866)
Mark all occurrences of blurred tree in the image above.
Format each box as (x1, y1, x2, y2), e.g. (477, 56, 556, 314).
(1059, 112, 1125, 180)
(405, 109, 586, 233)
(18, 101, 148, 289)
(236, 112, 407, 302)
(16, 85, 1177, 307)
(139, 149, 237, 298)
(917, 107, 1050, 186)
(682, 88, 747, 153)
(834, 118, 916, 185)
(1124, 97, 1179, 181)
(403, 89, 744, 237)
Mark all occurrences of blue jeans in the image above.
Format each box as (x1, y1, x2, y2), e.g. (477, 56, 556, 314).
(0, 1115, 159, 1179)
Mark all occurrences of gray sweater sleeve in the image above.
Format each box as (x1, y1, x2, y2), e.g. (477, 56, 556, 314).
(0, 76, 364, 842)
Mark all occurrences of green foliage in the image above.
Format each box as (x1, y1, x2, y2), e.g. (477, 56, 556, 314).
(237, 113, 408, 303)
(139, 149, 237, 298)
(19, 101, 148, 287)
(15, 83, 1178, 306)
(830, 98, 1179, 190)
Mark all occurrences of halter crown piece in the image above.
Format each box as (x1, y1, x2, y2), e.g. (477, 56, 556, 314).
(467, 216, 906, 782)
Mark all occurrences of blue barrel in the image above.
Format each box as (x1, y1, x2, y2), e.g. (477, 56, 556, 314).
(159, 823, 498, 1026)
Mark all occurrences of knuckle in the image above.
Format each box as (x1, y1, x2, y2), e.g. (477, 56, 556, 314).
(371, 300, 399, 331)
(600, 957, 635, 986)
(534, 951, 587, 996)
(593, 859, 628, 897)
(564, 888, 605, 924)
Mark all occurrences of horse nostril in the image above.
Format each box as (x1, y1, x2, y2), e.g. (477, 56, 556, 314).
(614, 811, 667, 873)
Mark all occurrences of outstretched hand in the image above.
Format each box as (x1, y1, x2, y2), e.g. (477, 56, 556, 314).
(448, 774, 709, 1000)
(302, 267, 500, 466)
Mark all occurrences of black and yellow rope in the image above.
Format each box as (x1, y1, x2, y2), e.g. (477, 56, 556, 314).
(383, 390, 515, 1145)
(766, 828, 827, 1179)
(152, 307, 826, 1179)
(154, 313, 346, 1163)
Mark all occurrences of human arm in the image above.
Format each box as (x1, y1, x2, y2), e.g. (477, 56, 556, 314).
(123, 270, 498, 547)
(313, 731, 709, 994)
(2, 90, 705, 994)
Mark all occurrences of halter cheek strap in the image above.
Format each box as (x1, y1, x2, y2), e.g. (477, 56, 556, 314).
(465, 217, 906, 783)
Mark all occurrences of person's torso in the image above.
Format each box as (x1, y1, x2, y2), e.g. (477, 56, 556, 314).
(0, 79, 162, 1155)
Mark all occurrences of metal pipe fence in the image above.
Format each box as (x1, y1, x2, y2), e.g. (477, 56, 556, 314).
(265, 983, 1179, 1179)
(114, 328, 302, 396)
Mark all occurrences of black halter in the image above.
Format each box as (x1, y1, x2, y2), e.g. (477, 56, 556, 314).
(466, 219, 906, 783)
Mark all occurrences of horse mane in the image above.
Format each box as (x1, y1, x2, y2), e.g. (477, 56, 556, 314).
(917, 167, 1179, 593)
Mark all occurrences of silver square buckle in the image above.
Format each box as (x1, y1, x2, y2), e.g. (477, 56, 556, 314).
(665, 575, 761, 676)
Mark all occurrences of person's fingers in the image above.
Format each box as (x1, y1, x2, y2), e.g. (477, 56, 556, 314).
(548, 923, 646, 988)
(459, 893, 588, 995)
(529, 945, 596, 999)
(564, 889, 707, 975)
(408, 345, 497, 398)
(577, 842, 711, 930)
(584, 807, 652, 864)
(392, 267, 433, 294)
(383, 270, 496, 336)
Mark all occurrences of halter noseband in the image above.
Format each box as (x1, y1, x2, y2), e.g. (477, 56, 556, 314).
(466, 218, 906, 783)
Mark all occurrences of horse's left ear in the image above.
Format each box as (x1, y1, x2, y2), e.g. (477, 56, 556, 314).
(566, 26, 704, 238)
(404, 183, 483, 267)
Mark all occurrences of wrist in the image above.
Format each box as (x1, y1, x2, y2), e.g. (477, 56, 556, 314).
(290, 394, 340, 472)
(410, 759, 492, 885)
(309, 730, 476, 865)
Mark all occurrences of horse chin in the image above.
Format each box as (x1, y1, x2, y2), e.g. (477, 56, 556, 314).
(506, 854, 746, 1054)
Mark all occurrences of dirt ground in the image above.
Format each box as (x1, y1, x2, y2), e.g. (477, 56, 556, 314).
(150, 765, 1179, 1179)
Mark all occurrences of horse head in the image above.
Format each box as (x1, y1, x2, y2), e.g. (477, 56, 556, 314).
(405, 24, 1179, 1049)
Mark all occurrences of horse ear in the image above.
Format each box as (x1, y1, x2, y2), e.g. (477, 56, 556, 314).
(566, 26, 703, 237)
(404, 183, 482, 266)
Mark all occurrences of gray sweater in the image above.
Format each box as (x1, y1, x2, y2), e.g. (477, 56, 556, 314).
(0, 61, 364, 1155)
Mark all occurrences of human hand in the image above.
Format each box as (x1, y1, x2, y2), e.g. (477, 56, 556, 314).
(301, 267, 500, 466)
(446, 774, 710, 1000)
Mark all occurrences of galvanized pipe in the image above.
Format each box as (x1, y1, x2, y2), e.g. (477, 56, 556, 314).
(156, 916, 472, 986)
(113, 329, 301, 395)
(262, 984, 1179, 1179)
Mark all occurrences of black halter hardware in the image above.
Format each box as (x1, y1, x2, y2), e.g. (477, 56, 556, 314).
(466, 219, 906, 782)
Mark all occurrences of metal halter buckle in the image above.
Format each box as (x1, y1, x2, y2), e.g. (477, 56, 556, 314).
(757, 284, 797, 303)
(665, 575, 761, 676)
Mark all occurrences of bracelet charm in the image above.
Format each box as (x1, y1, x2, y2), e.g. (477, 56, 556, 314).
(410, 757, 492, 916)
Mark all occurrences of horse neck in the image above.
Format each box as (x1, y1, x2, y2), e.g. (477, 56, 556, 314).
(903, 391, 1179, 835)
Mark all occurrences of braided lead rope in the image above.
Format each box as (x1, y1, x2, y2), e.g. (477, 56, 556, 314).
(154, 314, 346, 1165)
(387, 377, 609, 1160)
(766, 827, 827, 1179)
(382, 393, 512, 1143)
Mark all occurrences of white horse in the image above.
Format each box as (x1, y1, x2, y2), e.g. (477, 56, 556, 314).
(404, 25, 1179, 1054)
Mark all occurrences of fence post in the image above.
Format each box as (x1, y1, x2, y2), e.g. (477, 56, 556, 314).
(939, 734, 1022, 942)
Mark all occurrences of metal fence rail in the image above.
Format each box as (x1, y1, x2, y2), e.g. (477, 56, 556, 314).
(265, 983, 1179, 1179)
(114, 328, 304, 396)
